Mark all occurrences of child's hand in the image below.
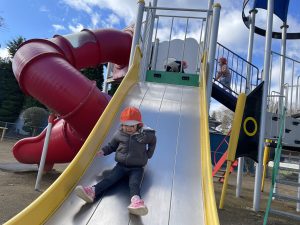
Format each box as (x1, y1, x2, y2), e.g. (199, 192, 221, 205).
(97, 150, 104, 157)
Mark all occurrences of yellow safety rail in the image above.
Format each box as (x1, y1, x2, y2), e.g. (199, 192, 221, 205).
(219, 93, 246, 209)
(5, 46, 142, 225)
(261, 139, 271, 192)
(199, 53, 220, 225)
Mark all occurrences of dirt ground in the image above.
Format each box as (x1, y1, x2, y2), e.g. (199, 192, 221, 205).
(0, 139, 299, 224)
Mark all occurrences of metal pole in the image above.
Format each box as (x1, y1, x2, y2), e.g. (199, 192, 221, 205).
(139, 4, 151, 80)
(129, 0, 145, 66)
(268, 54, 273, 97)
(290, 62, 295, 114)
(151, 16, 159, 70)
(206, 3, 221, 111)
(297, 163, 300, 212)
(141, 0, 158, 81)
(285, 84, 289, 114)
(103, 63, 112, 93)
(279, 23, 288, 113)
(196, 19, 205, 72)
(35, 114, 55, 191)
(180, 18, 189, 73)
(151, 38, 159, 70)
(203, 0, 214, 51)
(237, 9, 258, 198)
(246, 9, 257, 93)
(296, 76, 300, 111)
(253, 0, 274, 212)
(165, 17, 174, 66)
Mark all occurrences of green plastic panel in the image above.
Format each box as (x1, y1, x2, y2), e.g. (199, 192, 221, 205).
(146, 70, 199, 87)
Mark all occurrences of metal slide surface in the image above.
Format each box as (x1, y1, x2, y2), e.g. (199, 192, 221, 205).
(45, 82, 205, 225)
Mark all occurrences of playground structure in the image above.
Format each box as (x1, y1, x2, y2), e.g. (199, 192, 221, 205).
(5, 0, 300, 224)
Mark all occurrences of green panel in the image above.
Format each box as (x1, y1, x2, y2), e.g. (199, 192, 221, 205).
(146, 70, 199, 87)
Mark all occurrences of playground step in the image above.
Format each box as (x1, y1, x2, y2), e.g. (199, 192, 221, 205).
(277, 166, 300, 173)
(215, 169, 226, 173)
(213, 175, 224, 178)
(273, 193, 300, 203)
(269, 208, 300, 221)
(276, 179, 300, 187)
(281, 154, 300, 160)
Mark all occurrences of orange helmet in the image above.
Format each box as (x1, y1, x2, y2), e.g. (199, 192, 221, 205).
(120, 106, 142, 126)
(219, 57, 227, 64)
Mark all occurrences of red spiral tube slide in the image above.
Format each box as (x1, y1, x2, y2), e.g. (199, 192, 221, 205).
(12, 28, 132, 168)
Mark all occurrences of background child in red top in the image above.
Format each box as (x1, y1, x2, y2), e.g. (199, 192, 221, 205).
(216, 57, 232, 89)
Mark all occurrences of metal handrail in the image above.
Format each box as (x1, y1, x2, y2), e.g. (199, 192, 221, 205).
(145, 6, 211, 13)
(213, 42, 260, 96)
(218, 42, 260, 79)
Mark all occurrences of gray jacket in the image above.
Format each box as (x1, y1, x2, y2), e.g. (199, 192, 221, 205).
(102, 126, 156, 167)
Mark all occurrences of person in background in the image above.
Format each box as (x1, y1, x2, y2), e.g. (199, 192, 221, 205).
(165, 59, 188, 73)
(216, 57, 232, 89)
(75, 106, 157, 216)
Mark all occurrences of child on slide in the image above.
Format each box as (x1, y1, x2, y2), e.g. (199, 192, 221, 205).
(75, 106, 157, 216)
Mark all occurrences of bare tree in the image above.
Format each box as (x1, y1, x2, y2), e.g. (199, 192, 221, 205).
(0, 16, 4, 29)
(213, 108, 234, 134)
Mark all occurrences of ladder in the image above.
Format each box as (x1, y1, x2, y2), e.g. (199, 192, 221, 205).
(212, 150, 238, 182)
(263, 109, 300, 224)
(212, 130, 238, 183)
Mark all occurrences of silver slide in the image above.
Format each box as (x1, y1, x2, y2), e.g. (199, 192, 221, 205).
(45, 82, 205, 225)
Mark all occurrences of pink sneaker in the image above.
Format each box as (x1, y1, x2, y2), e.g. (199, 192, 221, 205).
(128, 195, 148, 216)
(75, 185, 95, 203)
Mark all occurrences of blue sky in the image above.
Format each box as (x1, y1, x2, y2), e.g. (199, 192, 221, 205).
(1, 0, 300, 58)
(1, 0, 300, 64)
(1, 0, 300, 112)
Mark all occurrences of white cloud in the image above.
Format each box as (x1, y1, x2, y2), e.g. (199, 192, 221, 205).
(107, 14, 120, 26)
(218, 9, 250, 54)
(91, 13, 100, 28)
(61, 0, 93, 14)
(39, 5, 49, 12)
(52, 24, 66, 31)
(60, 0, 210, 28)
(0, 48, 9, 58)
(68, 23, 84, 33)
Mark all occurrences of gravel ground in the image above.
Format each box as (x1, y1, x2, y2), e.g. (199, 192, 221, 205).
(0, 139, 299, 224)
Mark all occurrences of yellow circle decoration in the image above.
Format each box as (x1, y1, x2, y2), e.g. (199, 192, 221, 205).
(243, 117, 257, 136)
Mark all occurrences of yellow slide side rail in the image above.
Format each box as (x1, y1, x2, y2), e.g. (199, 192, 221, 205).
(219, 93, 246, 209)
(5, 47, 142, 225)
(199, 53, 220, 225)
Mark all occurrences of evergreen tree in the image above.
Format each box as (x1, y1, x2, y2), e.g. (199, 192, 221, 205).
(6, 36, 46, 110)
(81, 64, 105, 91)
(0, 36, 27, 122)
(0, 58, 24, 122)
(7, 36, 25, 58)
(108, 82, 121, 96)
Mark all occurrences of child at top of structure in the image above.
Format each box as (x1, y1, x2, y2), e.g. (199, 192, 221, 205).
(165, 58, 188, 73)
(75, 106, 157, 216)
(216, 57, 232, 88)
